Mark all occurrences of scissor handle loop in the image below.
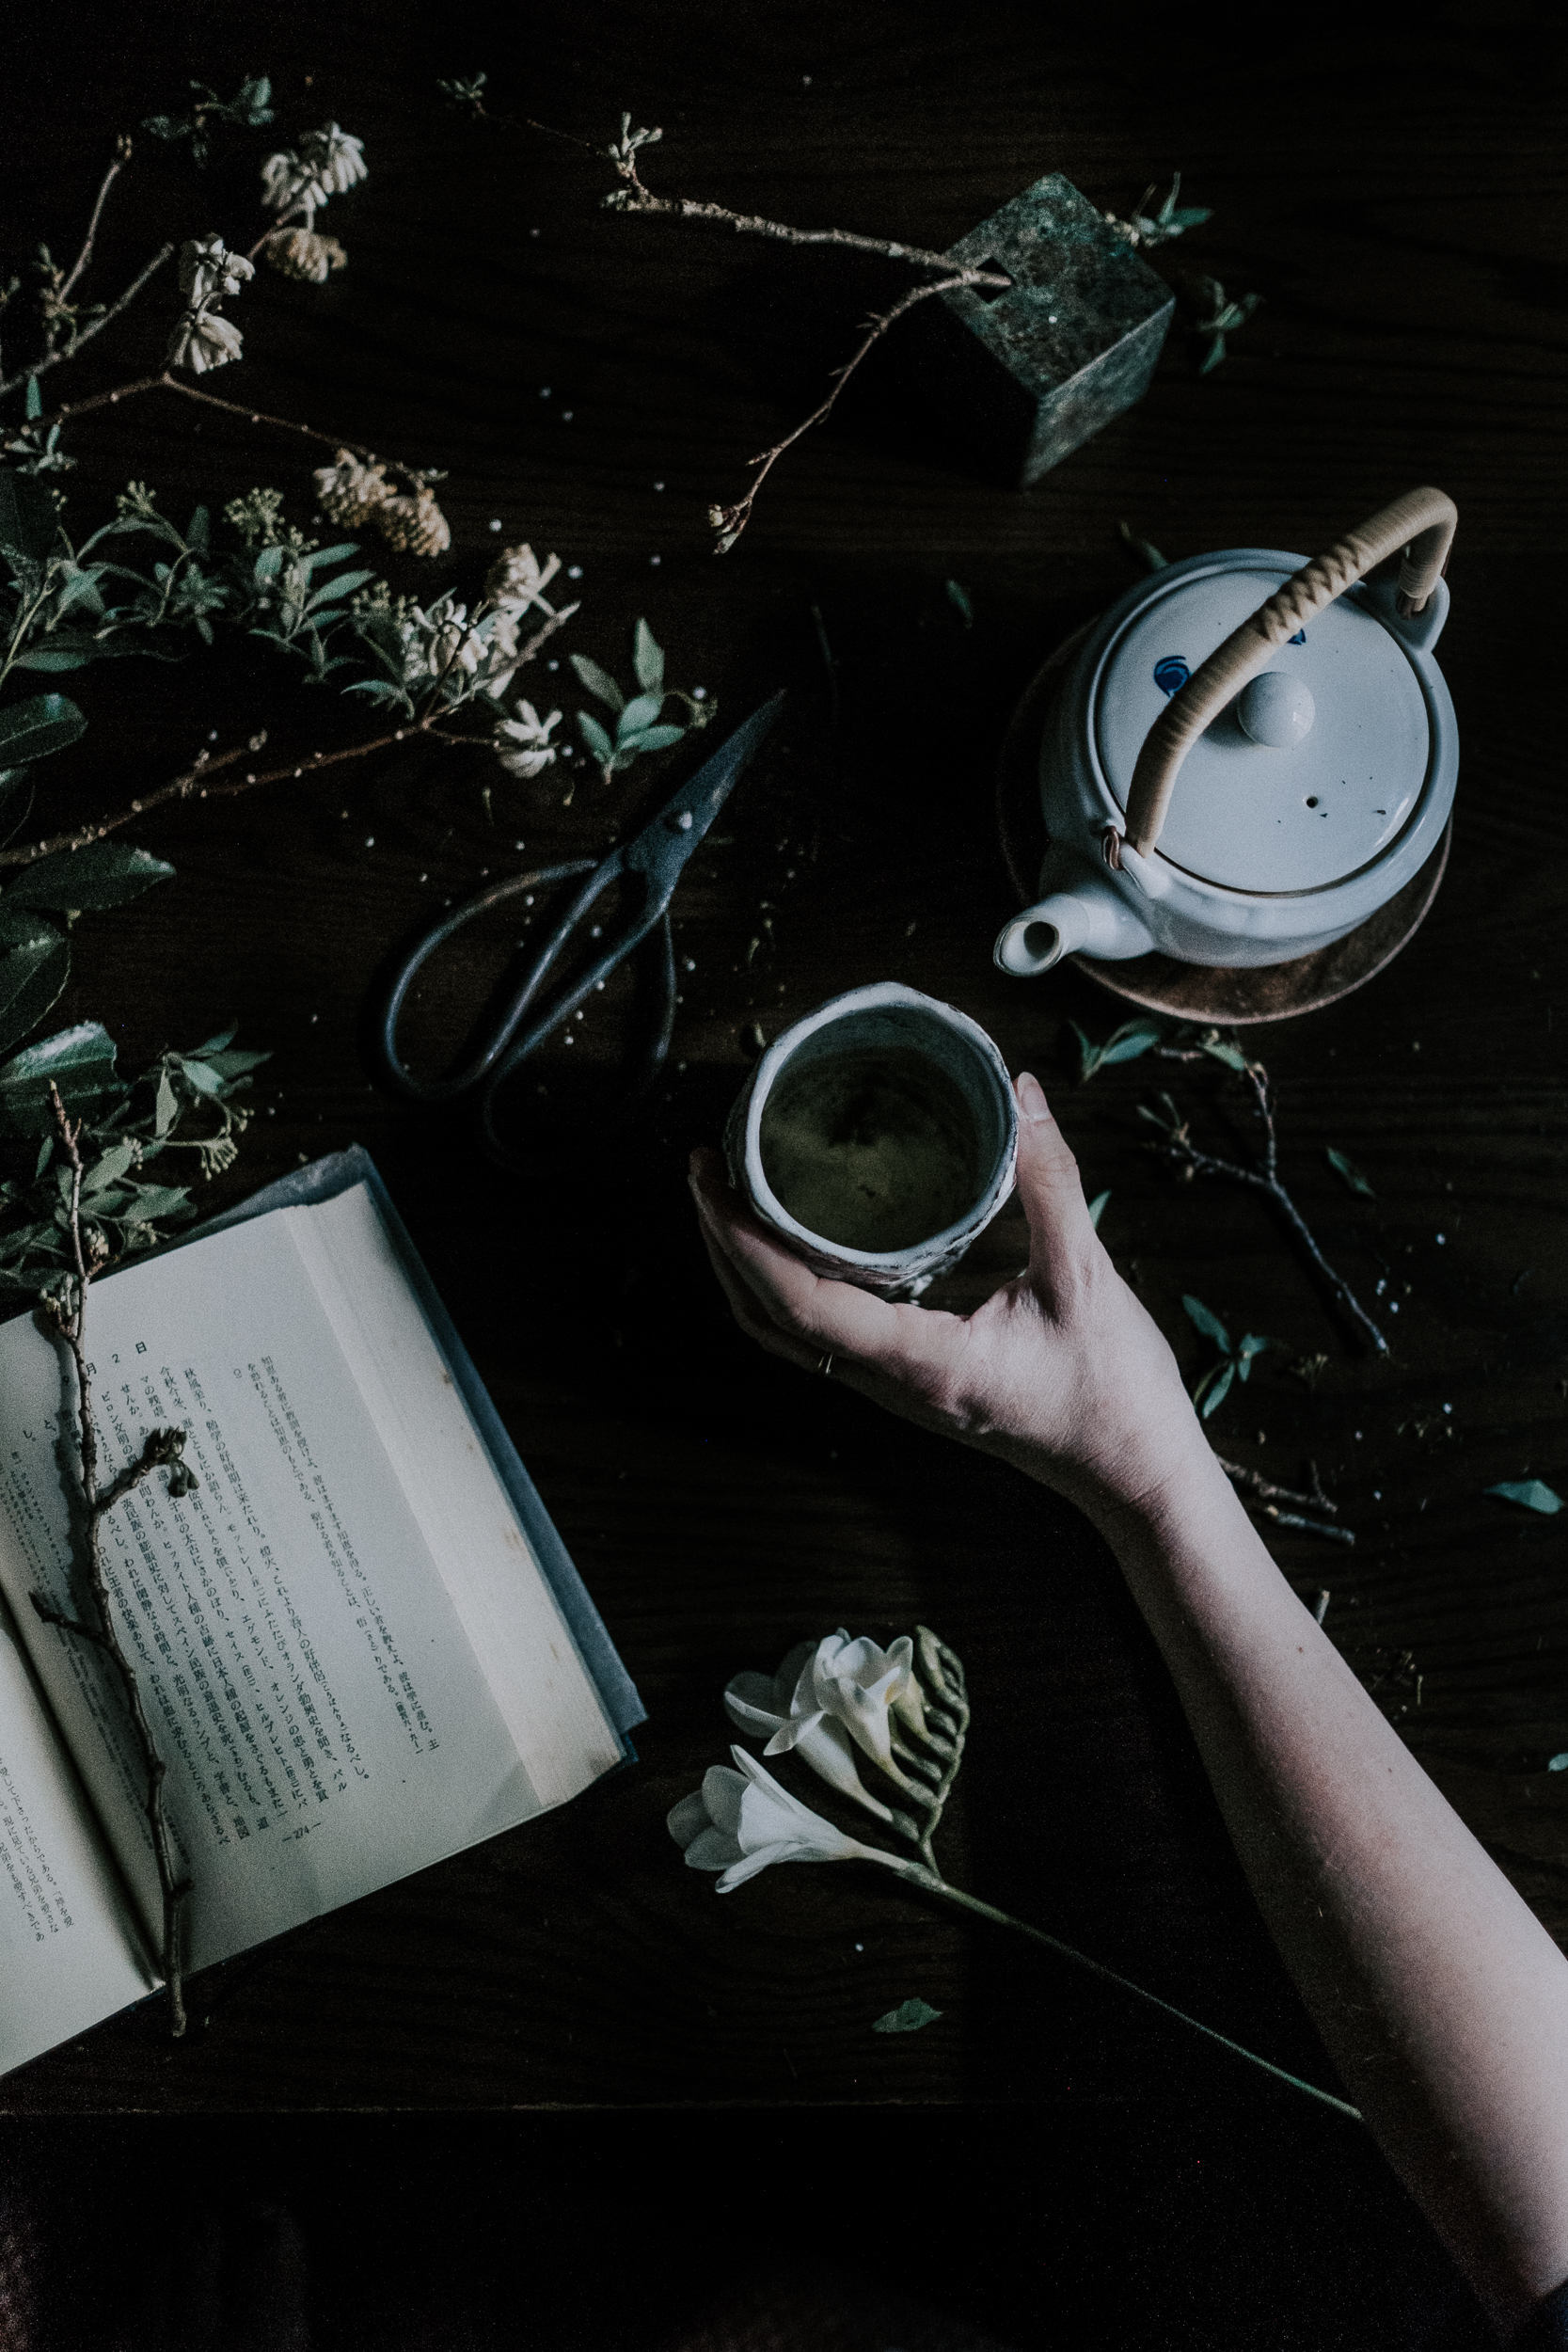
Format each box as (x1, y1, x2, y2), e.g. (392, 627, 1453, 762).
(376, 860, 597, 1103)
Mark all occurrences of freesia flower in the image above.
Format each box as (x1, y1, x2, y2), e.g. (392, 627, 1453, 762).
(667, 1746, 910, 1893)
(493, 699, 562, 778)
(809, 1629, 932, 1779)
(725, 1640, 898, 1823)
(261, 151, 322, 215)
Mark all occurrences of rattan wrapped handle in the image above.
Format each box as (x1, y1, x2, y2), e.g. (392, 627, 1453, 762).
(1114, 486, 1457, 863)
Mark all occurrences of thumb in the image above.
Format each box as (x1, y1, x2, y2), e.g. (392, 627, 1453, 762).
(1011, 1072, 1100, 1276)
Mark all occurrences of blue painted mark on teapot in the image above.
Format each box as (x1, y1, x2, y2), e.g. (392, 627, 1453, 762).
(1153, 656, 1190, 697)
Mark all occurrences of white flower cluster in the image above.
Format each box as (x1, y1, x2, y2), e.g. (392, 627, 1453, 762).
(483, 545, 578, 778)
(671, 1629, 955, 1890)
(261, 122, 367, 219)
(166, 235, 255, 374)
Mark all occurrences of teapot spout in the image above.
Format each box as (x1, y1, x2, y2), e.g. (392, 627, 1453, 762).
(993, 872, 1155, 977)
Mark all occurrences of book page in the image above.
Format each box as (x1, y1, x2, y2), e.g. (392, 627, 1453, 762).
(0, 1213, 542, 1977)
(286, 1185, 625, 1805)
(0, 1589, 153, 2074)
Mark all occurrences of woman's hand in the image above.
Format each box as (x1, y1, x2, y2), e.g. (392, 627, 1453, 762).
(689, 1070, 1205, 1529)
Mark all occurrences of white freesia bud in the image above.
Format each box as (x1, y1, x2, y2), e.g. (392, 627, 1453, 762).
(298, 122, 367, 196)
(484, 543, 562, 616)
(805, 1629, 930, 1784)
(166, 307, 245, 374)
(667, 1746, 909, 1893)
(493, 699, 561, 779)
(724, 1640, 896, 1823)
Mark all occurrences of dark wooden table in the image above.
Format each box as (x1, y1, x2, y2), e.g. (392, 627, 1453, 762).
(2, 2, 1564, 2342)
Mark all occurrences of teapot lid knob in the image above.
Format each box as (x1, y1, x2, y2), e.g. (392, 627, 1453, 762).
(1237, 671, 1315, 749)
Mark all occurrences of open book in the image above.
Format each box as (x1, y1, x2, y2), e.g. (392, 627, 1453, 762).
(0, 1149, 642, 2076)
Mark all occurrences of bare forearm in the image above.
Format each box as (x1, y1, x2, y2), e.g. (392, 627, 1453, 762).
(1087, 1444, 1568, 2339)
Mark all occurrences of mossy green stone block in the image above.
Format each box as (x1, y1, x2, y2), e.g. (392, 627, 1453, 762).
(935, 173, 1175, 485)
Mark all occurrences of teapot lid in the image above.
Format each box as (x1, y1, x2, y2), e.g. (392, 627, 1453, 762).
(1093, 557, 1433, 893)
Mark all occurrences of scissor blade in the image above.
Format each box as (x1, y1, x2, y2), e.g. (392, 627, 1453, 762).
(626, 691, 785, 897)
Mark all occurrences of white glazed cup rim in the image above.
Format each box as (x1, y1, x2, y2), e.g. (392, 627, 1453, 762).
(740, 981, 1019, 1271)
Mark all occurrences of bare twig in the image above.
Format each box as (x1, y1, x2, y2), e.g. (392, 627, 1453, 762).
(28, 1085, 195, 2035)
(708, 273, 979, 552)
(0, 247, 174, 404)
(1214, 1454, 1338, 1514)
(1145, 1065, 1389, 1356)
(57, 147, 128, 308)
(14, 368, 438, 488)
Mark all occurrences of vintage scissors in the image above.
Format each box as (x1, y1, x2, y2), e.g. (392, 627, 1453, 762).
(373, 692, 784, 1166)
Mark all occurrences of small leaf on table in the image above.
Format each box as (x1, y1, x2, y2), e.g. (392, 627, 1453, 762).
(1182, 1295, 1232, 1351)
(6, 841, 175, 911)
(1485, 1480, 1562, 1516)
(872, 1996, 942, 2034)
(0, 691, 87, 766)
(632, 618, 665, 695)
(1327, 1147, 1375, 1199)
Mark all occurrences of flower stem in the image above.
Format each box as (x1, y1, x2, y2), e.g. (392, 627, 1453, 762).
(889, 1861, 1362, 2122)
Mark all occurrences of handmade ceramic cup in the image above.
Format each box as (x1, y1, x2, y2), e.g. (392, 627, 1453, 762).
(723, 982, 1019, 1301)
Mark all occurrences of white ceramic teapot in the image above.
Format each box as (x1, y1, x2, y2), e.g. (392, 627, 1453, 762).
(993, 488, 1458, 977)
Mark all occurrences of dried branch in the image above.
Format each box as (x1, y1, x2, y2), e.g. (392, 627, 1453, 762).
(1214, 1454, 1337, 1514)
(1143, 1064, 1389, 1357)
(706, 273, 980, 552)
(457, 100, 1013, 551)
(29, 1085, 195, 2035)
(0, 247, 174, 404)
(15, 367, 437, 488)
(56, 147, 129, 309)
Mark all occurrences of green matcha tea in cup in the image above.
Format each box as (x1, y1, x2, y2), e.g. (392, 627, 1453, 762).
(723, 982, 1019, 1300)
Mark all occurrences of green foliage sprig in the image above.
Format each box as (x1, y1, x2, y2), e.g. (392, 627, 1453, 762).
(1182, 1294, 1282, 1420)
(141, 76, 276, 169)
(570, 618, 714, 796)
(0, 1020, 267, 1295)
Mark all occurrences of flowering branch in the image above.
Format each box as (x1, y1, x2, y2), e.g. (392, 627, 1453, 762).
(28, 1085, 196, 2036)
(0, 248, 175, 405)
(1140, 1061, 1390, 1357)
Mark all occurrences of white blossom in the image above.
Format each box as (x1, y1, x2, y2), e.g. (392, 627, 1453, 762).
(261, 150, 322, 215)
(493, 699, 562, 778)
(807, 1629, 931, 1779)
(166, 306, 245, 375)
(484, 543, 562, 617)
(666, 1746, 908, 1893)
(177, 236, 254, 305)
(298, 122, 367, 196)
(724, 1641, 897, 1823)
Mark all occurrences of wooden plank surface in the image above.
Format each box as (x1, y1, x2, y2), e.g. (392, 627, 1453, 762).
(1, 0, 1563, 2213)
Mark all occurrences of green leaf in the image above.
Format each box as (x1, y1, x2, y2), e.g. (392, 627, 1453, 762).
(615, 723, 685, 755)
(185, 504, 211, 554)
(81, 1140, 137, 1196)
(24, 377, 41, 422)
(174, 1056, 224, 1096)
(1182, 1294, 1232, 1353)
(188, 1022, 238, 1055)
(1197, 1360, 1235, 1418)
(616, 692, 665, 739)
(1326, 1147, 1375, 1199)
(576, 709, 614, 763)
(0, 468, 59, 562)
(1485, 1480, 1562, 1516)
(1101, 1019, 1163, 1067)
(0, 911, 69, 1057)
(632, 618, 664, 695)
(0, 1021, 121, 1135)
(1086, 1188, 1110, 1232)
(301, 544, 362, 572)
(6, 841, 175, 911)
(253, 545, 286, 584)
(569, 655, 626, 714)
(0, 691, 87, 765)
(307, 568, 377, 610)
(1548, 1754, 1568, 1772)
(153, 1070, 178, 1136)
(872, 1997, 942, 2034)
(202, 1047, 270, 1080)
(1236, 1334, 1277, 1362)
(944, 579, 974, 627)
(9, 641, 103, 673)
(123, 1182, 190, 1221)
(1199, 1037, 1250, 1072)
